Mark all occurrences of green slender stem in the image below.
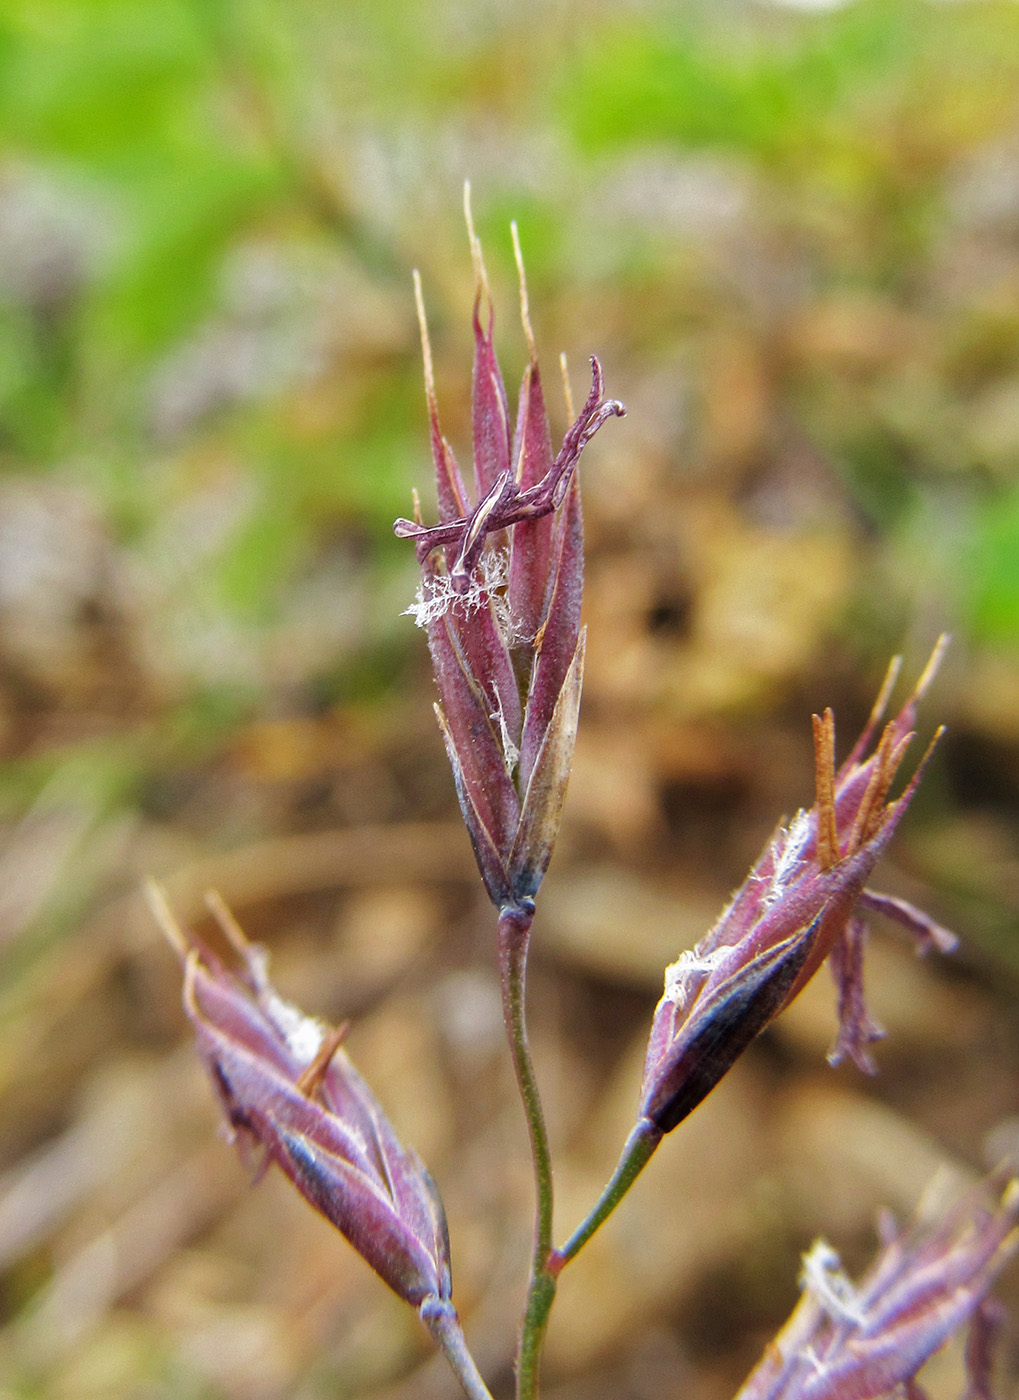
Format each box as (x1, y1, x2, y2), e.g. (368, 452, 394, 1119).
(420, 1298, 495, 1400)
(551, 1118, 661, 1269)
(516, 1268, 557, 1397)
(498, 903, 557, 1400)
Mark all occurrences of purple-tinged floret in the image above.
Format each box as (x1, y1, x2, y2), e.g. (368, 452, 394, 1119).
(639, 642, 956, 1135)
(736, 1175, 1019, 1400)
(149, 885, 452, 1310)
(395, 198, 624, 912)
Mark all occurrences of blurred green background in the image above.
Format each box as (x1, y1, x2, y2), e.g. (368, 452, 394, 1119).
(1, 1, 1018, 1397)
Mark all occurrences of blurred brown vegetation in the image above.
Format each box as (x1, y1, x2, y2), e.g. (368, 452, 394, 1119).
(0, 0, 1018, 1396)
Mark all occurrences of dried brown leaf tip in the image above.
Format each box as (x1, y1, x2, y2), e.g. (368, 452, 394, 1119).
(395, 191, 624, 912)
(638, 641, 957, 1135)
(147, 883, 452, 1310)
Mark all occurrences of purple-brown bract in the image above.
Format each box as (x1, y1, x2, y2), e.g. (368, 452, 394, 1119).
(735, 1175, 1019, 1400)
(639, 640, 958, 1136)
(149, 885, 452, 1310)
(394, 208, 624, 912)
